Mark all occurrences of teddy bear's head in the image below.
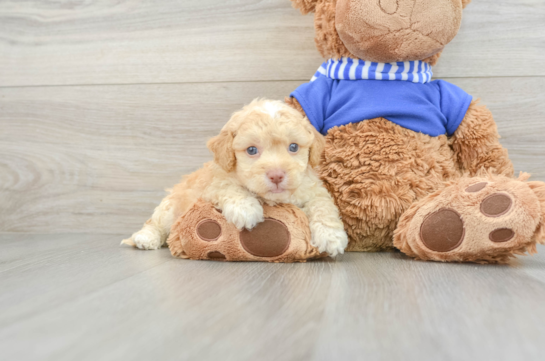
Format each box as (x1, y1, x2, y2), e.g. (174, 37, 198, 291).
(292, 0, 471, 65)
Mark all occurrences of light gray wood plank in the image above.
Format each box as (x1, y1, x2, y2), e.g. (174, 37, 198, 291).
(0, 0, 544, 87)
(0, 233, 172, 327)
(0, 233, 335, 361)
(312, 249, 545, 361)
(1, 78, 544, 234)
(1, 234, 545, 361)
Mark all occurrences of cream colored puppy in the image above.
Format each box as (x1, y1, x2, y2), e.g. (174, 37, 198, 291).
(123, 99, 348, 256)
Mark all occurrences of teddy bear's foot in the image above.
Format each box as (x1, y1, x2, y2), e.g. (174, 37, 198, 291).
(394, 173, 545, 264)
(168, 200, 327, 262)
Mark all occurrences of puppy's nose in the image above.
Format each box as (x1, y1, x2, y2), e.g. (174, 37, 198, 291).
(267, 170, 285, 185)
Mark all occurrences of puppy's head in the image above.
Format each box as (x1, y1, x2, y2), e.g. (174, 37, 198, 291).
(207, 99, 325, 200)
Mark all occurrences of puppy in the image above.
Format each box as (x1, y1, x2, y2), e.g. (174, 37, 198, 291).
(123, 99, 348, 256)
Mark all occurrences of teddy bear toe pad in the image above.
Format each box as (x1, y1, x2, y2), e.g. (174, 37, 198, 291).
(395, 175, 542, 263)
(465, 182, 488, 193)
(480, 193, 513, 217)
(168, 200, 325, 263)
(489, 228, 515, 243)
(196, 220, 222, 242)
(207, 251, 227, 260)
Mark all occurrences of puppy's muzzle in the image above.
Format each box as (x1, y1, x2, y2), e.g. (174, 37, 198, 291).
(267, 170, 286, 185)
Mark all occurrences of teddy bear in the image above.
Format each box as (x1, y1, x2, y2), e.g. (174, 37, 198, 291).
(283, 0, 545, 263)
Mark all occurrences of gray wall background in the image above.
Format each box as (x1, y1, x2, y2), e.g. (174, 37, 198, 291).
(1, 0, 544, 235)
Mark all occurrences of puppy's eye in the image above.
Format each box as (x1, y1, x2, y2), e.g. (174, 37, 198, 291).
(289, 143, 299, 153)
(246, 146, 258, 156)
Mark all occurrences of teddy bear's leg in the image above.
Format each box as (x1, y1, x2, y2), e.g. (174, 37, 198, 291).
(451, 100, 514, 177)
(168, 200, 325, 262)
(394, 174, 545, 263)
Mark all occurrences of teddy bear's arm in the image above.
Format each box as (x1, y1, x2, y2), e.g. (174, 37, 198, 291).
(451, 100, 514, 177)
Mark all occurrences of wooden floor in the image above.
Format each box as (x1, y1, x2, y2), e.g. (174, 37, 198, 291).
(1, 233, 545, 361)
(2, 0, 545, 359)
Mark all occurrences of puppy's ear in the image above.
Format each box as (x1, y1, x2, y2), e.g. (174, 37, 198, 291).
(309, 127, 326, 168)
(207, 130, 236, 173)
(291, 0, 319, 15)
(462, 0, 472, 9)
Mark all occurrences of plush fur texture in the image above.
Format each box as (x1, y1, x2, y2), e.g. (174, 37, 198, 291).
(291, 0, 472, 64)
(122, 99, 348, 258)
(335, 0, 463, 62)
(168, 200, 326, 262)
(394, 173, 545, 264)
(451, 100, 514, 176)
(315, 110, 461, 252)
(287, 0, 545, 263)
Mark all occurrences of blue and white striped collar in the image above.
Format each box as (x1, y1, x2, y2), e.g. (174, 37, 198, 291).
(311, 57, 433, 84)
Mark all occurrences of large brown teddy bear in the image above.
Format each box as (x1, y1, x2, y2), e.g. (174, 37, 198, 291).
(285, 0, 545, 263)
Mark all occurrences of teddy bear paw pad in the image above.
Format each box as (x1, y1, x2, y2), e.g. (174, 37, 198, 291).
(420, 209, 465, 252)
(240, 219, 291, 257)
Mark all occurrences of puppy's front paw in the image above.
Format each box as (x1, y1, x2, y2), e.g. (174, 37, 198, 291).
(125, 229, 164, 250)
(310, 223, 349, 257)
(222, 198, 264, 230)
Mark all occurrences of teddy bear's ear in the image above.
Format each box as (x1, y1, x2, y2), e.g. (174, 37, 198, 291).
(462, 0, 472, 8)
(291, 0, 319, 15)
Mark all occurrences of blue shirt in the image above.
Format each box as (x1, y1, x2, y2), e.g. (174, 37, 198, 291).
(290, 77, 473, 137)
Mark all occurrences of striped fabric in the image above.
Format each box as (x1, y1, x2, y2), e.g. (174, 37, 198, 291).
(311, 57, 433, 84)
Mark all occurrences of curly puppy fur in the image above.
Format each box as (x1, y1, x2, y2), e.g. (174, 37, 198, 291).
(123, 99, 348, 256)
